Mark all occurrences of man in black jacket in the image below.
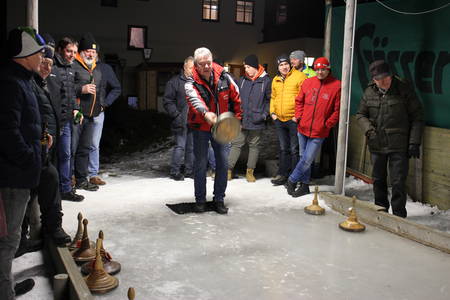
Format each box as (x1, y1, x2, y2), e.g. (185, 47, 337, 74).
(163, 56, 195, 181)
(0, 26, 44, 300)
(47, 37, 84, 201)
(72, 33, 105, 191)
(88, 60, 121, 186)
(356, 60, 424, 218)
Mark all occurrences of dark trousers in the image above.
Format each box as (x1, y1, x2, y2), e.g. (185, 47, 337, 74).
(170, 127, 194, 175)
(274, 119, 299, 177)
(371, 152, 409, 218)
(22, 152, 63, 237)
(72, 118, 96, 183)
(193, 130, 228, 203)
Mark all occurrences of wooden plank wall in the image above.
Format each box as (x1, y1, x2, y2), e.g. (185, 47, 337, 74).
(347, 116, 450, 210)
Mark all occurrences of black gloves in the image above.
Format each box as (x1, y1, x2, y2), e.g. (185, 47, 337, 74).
(408, 144, 420, 158)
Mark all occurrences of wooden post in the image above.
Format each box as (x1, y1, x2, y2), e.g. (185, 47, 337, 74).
(27, 0, 38, 30)
(324, 0, 333, 59)
(334, 0, 357, 195)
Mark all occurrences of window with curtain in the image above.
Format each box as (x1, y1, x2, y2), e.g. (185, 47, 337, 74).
(236, 0, 254, 24)
(202, 0, 220, 21)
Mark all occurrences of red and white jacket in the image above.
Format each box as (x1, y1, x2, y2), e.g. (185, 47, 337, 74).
(295, 75, 341, 138)
(185, 62, 242, 132)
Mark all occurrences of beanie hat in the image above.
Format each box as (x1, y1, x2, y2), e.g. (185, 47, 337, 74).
(78, 33, 98, 52)
(289, 50, 305, 62)
(41, 33, 55, 59)
(7, 26, 45, 58)
(313, 57, 331, 70)
(244, 54, 259, 69)
(369, 60, 391, 80)
(276, 54, 289, 66)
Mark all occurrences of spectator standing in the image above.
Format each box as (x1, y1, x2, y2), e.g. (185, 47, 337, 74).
(228, 54, 271, 182)
(356, 60, 424, 218)
(270, 54, 307, 186)
(163, 56, 195, 181)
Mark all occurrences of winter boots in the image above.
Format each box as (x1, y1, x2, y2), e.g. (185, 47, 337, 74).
(246, 169, 256, 182)
(271, 175, 287, 186)
(227, 170, 232, 181)
(284, 180, 296, 195)
(292, 183, 310, 198)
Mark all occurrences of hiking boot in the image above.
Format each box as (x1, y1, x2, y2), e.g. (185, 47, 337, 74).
(46, 227, 71, 246)
(184, 171, 194, 179)
(227, 170, 233, 181)
(214, 201, 228, 214)
(292, 183, 310, 198)
(271, 175, 287, 186)
(284, 180, 297, 196)
(15, 238, 43, 258)
(61, 189, 84, 202)
(89, 176, 106, 185)
(75, 180, 99, 191)
(170, 173, 185, 181)
(14, 279, 35, 296)
(246, 168, 256, 182)
(194, 202, 206, 213)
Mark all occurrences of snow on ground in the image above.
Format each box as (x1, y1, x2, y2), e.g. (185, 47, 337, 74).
(13, 144, 450, 299)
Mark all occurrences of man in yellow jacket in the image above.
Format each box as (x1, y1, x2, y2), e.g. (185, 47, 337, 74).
(270, 54, 307, 185)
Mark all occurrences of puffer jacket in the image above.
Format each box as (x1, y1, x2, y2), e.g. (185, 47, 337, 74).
(185, 62, 242, 132)
(270, 68, 307, 121)
(0, 61, 42, 188)
(163, 70, 190, 132)
(47, 52, 78, 126)
(295, 75, 341, 138)
(238, 66, 271, 130)
(73, 53, 105, 118)
(356, 76, 424, 153)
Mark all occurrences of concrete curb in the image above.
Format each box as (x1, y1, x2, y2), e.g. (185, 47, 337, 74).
(320, 192, 450, 254)
(47, 241, 93, 300)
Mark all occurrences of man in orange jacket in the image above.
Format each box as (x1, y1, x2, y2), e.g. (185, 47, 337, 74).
(286, 57, 341, 197)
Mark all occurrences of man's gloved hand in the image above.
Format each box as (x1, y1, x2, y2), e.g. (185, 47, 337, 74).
(408, 144, 420, 158)
(366, 129, 377, 139)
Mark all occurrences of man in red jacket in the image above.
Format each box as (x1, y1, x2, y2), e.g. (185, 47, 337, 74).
(185, 47, 242, 214)
(285, 57, 341, 197)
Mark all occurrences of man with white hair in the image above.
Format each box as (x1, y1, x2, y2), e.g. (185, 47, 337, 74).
(72, 33, 105, 192)
(185, 47, 242, 214)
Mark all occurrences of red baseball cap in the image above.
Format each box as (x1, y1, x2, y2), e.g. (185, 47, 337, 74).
(313, 57, 331, 70)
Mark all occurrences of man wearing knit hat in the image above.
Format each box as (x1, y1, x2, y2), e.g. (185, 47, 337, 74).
(270, 54, 307, 186)
(72, 33, 105, 192)
(285, 57, 341, 197)
(228, 54, 271, 182)
(356, 60, 423, 218)
(0, 26, 45, 299)
(289, 50, 316, 78)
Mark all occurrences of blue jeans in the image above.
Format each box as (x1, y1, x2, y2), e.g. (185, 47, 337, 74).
(88, 111, 104, 178)
(207, 142, 230, 171)
(58, 121, 73, 193)
(274, 119, 299, 177)
(193, 130, 228, 203)
(170, 127, 194, 175)
(289, 134, 325, 184)
(0, 188, 30, 300)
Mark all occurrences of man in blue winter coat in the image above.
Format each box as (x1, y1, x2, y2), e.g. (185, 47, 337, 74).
(228, 54, 271, 182)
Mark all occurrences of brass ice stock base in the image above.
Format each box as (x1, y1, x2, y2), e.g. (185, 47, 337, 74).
(304, 186, 325, 215)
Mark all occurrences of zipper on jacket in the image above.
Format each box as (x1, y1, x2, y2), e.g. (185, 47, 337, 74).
(88, 72, 96, 117)
(308, 82, 322, 137)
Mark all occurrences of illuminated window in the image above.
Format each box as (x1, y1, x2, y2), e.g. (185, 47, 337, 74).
(277, 3, 288, 25)
(202, 0, 220, 21)
(128, 25, 147, 50)
(236, 0, 254, 24)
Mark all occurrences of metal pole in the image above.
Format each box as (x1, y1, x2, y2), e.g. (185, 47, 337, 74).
(334, 0, 357, 195)
(27, 0, 38, 30)
(324, 0, 333, 59)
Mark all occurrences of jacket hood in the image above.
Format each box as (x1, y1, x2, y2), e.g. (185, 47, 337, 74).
(75, 52, 97, 71)
(245, 65, 267, 81)
(192, 62, 224, 85)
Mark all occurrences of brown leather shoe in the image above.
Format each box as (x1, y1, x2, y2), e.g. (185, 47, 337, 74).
(89, 176, 106, 185)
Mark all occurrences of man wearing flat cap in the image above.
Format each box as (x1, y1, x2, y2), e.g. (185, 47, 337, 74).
(356, 60, 424, 218)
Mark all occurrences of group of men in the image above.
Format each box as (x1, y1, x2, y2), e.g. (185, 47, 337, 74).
(164, 47, 423, 220)
(0, 27, 121, 299)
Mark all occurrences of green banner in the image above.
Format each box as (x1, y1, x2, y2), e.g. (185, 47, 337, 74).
(331, 0, 450, 129)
